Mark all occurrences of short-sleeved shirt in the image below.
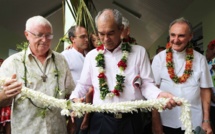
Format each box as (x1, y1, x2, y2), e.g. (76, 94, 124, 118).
(0, 47, 74, 134)
(152, 49, 213, 130)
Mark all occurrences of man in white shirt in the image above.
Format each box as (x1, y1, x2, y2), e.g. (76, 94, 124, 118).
(70, 8, 180, 134)
(61, 26, 89, 84)
(152, 17, 213, 134)
(61, 26, 90, 134)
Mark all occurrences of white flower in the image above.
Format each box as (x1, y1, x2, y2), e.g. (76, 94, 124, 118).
(98, 50, 104, 54)
(58, 90, 63, 96)
(61, 109, 70, 116)
(123, 51, 129, 58)
(0, 77, 193, 134)
(106, 93, 114, 98)
(98, 67, 104, 73)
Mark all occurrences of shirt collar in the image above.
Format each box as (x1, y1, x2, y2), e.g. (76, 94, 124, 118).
(26, 46, 53, 60)
(103, 42, 122, 53)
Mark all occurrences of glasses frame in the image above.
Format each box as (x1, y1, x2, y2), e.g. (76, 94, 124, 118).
(27, 30, 54, 39)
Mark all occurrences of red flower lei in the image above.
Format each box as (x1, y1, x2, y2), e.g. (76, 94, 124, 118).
(166, 43, 193, 84)
(96, 42, 131, 99)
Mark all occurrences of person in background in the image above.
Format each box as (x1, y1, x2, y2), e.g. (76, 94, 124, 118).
(156, 46, 166, 55)
(206, 39, 215, 63)
(0, 15, 74, 134)
(150, 46, 166, 64)
(121, 16, 137, 44)
(0, 106, 11, 134)
(70, 8, 181, 134)
(0, 59, 3, 67)
(206, 39, 215, 133)
(89, 33, 100, 50)
(152, 17, 213, 134)
(0, 59, 12, 134)
(61, 25, 92, 134)
(62, 26, 89, 85)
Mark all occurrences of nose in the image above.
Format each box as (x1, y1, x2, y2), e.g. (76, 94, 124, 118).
(103, 35, 110, 42)
(41, 36, 50, 42)
(172, 36, 180, 44)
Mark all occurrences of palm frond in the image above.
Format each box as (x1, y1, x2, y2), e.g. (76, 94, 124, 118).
(55, 0, 96, 51)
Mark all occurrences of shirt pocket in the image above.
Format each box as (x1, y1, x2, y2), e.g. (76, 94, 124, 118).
(124, 66, 138, 87)
(188, 71, 201, 86)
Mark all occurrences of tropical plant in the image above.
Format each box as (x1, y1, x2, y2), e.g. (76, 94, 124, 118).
(55, 0, 97, 51)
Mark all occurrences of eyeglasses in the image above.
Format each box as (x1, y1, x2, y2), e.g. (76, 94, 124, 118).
(74, 34, 88, 39)
(27, 30, 54, 39)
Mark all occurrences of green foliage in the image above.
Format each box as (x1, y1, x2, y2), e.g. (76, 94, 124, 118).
(121, 42, 131, 52)
(16, 41, 28, 51)
(55, 0, 96, 52)
(95, 53, 105, 68)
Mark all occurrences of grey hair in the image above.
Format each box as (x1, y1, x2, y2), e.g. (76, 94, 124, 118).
(67, 25, 86, 42)
(95, 8, 123, 29)
(169, 17, 193, 33)
(122, 16, 129, 29)
(25, 15, 53, 32)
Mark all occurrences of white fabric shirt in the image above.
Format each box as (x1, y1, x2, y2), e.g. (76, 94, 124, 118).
(61, 48, 85, 85)
(0, 47, 74, 134)
(208, 64, 215, 107)
(152, 49, 213, 130)
(70, 43, 162, 105)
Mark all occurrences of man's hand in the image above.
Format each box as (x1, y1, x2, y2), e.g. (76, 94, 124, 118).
(70, 97, 86, 123)
(157, 92, 181, 109)
(2, 74, 22, 99)
(202, 121, 213, 134)
(72, 97, 85, 103)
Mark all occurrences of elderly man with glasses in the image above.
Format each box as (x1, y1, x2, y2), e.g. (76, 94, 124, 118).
(0, 15, 75, 134)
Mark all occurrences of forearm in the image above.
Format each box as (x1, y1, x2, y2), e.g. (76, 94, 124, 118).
(152, 109, 163, 134)
(0, 91, 12, 107)
(201, 88, 211, 120)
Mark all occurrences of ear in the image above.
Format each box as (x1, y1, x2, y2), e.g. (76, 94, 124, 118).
(24, 31, 30, 40)
(120, 25, 124, 32)
(189, 33, 193, 41)
(24, 31, 28, 37)
(70, 36, 75, 43)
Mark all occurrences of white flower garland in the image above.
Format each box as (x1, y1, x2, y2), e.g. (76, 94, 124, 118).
(0, 77, 193, 134)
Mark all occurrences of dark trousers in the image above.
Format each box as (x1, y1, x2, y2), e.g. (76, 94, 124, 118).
(142, 111, 153, 134)
(210, 106, 215, 133)
(163, 126, 185, 134)
(75, 117, 89, 134)
(90, 111, 144, 134)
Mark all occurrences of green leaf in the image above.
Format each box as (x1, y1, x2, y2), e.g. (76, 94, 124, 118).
(121, 42, 131, 52)
(16, 41, 29, 51)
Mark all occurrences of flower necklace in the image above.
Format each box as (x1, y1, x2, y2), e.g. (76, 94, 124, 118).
(96, 41, 131, 100)
(19, 42, 61, 118)
(166, 42, 194, 84)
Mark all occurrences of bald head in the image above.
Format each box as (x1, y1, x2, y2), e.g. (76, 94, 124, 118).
(95, 9, 123, 51)
(95, 9, 123, 30)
